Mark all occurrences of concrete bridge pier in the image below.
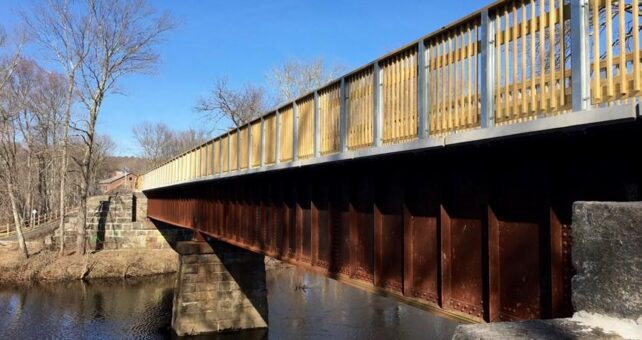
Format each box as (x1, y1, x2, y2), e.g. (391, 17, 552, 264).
(171, 240, 268, 336)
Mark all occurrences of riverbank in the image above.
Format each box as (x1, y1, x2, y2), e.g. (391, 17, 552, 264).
(0, 246, 178, 285)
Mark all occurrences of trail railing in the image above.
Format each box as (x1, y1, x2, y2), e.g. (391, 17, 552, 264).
(139, 0, 641, 191)
(0, 207, 77, 238)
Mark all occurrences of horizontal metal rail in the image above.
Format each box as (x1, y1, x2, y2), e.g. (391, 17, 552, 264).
(138, 0, 642, 191)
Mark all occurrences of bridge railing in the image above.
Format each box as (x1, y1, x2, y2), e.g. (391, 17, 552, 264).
(139, 0, 641, 191)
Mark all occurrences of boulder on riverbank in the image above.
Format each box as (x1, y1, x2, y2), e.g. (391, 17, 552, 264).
(0, 247, 178, 285)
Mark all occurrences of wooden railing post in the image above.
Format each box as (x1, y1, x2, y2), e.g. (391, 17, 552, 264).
(275, 109, 281, 165)
(339, 77, 348, 152)
(236, 128, 241, 171)
(314, 91, 321, 158)
(247, 123, 252, 171)
(373, 62, 383, 147)
(418, 40, 428, 139)
(260, 116, 266, 169)
(571, 0, 591, 111)
(480, 9, 495, 128)
(227, 132, 232, 172)
(293, 101, 299, 161)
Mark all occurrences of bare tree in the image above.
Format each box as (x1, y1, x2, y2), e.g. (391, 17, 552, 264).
(194, 78, 266, 129)
(267, 57, 344, 104)
(0, 60, 29, 258)
(0, 26, 29, 258)
(133, 121, 208, 169)
(23, 0, 91, 254)
(70, 0, 174, 255)
(132, 122, 174, 167)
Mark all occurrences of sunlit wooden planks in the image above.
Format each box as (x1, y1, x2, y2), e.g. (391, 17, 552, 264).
(382, 48, 418, 143)
(297, 96, 315, 159)
(319, 84, 341, 154)
(347, 68, 374, 149)
(279, 105, 294, 162)
(590, 0, 642, 104)
(240, 127, 248, 170)
(221, 135, 229, 173)
(214, 139, 221, 174)
(493, 0, 570, 124)
(264, 113, 277, 165)
(251, 120, 261, 168)
(230, 130, 239, 171)
(428, 20, 480, 135)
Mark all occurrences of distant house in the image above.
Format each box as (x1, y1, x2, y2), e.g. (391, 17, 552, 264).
(98, 170, 138, 193)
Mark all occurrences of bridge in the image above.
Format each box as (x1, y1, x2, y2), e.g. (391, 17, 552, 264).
(138, 0, 642, 335)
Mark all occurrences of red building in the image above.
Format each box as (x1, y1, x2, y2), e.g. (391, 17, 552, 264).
(98, 171, 138, 193)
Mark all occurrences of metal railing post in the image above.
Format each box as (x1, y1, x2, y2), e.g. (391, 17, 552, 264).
(571, 0, 591, 111)
(480, 9, 496, 128)
(340, 77, 348, 152)
(418, 41, 428, 139)
(314, 91, 321, 158)
(293, 101, 299, 161)
(373, 62, 383, 147)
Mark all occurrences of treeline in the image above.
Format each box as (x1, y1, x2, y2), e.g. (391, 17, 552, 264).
(0, 0, 173, 258)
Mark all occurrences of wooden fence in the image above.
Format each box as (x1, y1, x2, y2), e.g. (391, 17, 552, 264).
(139, 0, 641, 190)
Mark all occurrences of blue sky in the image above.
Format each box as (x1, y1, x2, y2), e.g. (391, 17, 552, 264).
(1, 0, 488, 156)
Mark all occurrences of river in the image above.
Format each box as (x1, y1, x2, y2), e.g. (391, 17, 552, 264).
(0, 266, 460, 339)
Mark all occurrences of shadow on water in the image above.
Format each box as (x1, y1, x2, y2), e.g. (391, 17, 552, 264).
(0, 265, 460, 339)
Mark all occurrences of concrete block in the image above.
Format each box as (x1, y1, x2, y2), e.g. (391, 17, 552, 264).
(572, 202, 642, 320)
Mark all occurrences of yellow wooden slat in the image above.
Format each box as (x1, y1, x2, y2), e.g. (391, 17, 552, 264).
(619, 0, 627, 95)
(531, 0, 537, 112)
(558, 0, 565, 107)
(592, 0, 602, 102)
(496, 17, 503, 120)
(539, 0, 547, 112)
(634, 0, 641, 92)
(513, 2, 519, 117)
(606, 0, 614, 97)
(521, 0, 528, 116)
(504, 8, 510, 119)
(454, 29, 461, 128)
(467, 24, 473, 126)
(549, 0, 557, 110)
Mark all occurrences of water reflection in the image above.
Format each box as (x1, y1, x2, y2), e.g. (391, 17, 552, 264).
(0, 266, 460, 339)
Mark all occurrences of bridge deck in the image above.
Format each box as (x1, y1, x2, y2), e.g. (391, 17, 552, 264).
(140, 0, 642, 190)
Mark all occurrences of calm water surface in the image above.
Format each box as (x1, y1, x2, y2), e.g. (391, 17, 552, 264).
(0, 266, 460, 339)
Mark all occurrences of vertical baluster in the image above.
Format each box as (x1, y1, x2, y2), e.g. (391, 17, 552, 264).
(540, 0, 547, 111)
(558, 0, 565, 107)
(606, 0, 614, 98)
(592, 0, 602, 102)
(549, 0, 557, 110)
(513, 2, 519, 118)
(531, 0, 537, 113)
(496, 15, 502, 122)
(521, 0, 528, 116)
(634, 0, 641, 93)
(619, 0, 627, 96)
(504, 7, 510, 120)
(468, 23, 473, 126)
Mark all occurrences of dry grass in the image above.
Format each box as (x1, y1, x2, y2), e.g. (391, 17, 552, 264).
(0, 247, 178, 285)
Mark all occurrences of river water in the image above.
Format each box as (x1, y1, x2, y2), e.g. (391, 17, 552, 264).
(0, 266, 460, 339)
